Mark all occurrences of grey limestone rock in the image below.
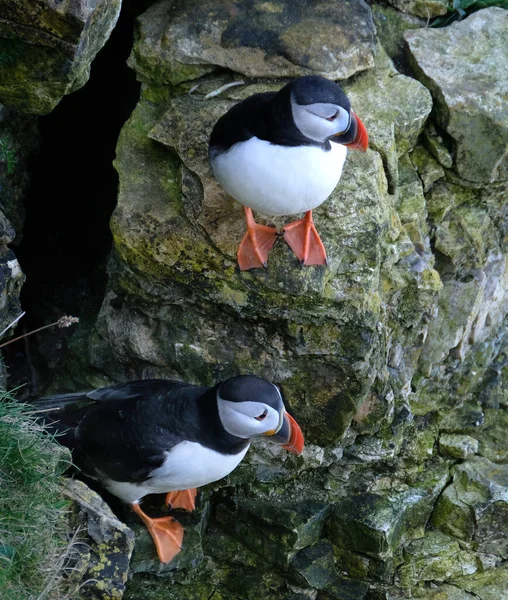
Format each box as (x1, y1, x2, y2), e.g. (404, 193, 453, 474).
(129, 0, 377, 85)
(62, 478, 135, 600)
(405, 8, 508, 183)
(0, 0, 122, 114)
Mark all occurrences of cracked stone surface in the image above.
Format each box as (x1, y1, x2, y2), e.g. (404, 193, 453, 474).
(0, 0, 121, 114)
(405, 8, 508, 183)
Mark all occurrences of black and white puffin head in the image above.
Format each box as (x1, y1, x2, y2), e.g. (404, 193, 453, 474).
(286, 75, 368, 150)
(217, 375, 304, 454)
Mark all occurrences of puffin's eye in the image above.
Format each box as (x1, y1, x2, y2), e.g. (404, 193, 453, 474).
(255, 409, 268, 421)
(326, 111, 339, 122)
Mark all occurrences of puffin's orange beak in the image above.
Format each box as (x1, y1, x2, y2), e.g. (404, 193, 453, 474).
(267, 411, 304, 455)
(338, 111, 369, 152)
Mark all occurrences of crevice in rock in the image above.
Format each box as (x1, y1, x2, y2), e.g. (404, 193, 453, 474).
(4, 4, 143, 394)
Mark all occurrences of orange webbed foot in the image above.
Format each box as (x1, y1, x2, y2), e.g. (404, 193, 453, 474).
(131, 502, 184, 563)
(165, 488, 197, 512)
(238, 207, 277, 270)
(282, 210, 327, 266)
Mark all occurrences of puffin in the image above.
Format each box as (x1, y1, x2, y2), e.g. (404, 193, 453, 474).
(209, 75, 369, 270)
(35, 375, 304, 563)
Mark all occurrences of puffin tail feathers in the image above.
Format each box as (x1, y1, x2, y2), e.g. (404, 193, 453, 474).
(30, 391, 93, 415)
(29, 391, 93, 450)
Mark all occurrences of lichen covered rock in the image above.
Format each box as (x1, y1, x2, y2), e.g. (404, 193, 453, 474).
(215, 493, 330, 568)
(431, 457, 508, 560)
(78, 39, 439, 449)
(0, 0, 121, 114)
(53, 0, 508, 598)
(62, 478, 135, 599)
(397, 531, 479, 588)
(405, 8, 508, 183)
(130, 0, 376, 85)
(327, 466, 448, 562)
(438, 434, 478, 460)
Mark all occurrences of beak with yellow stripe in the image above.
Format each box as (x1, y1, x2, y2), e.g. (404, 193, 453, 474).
(217, 375, 304, 455)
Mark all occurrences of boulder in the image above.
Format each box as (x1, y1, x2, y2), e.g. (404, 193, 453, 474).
(129, 0, 376, 84)
(405, 8, 508, 183)
(477, 407, 508, 464)
(431, 456, 508, 560)
(0, 0, 121, 114)
(452, 565, 508, 600)
(397, 531, 479, 588)
(215, 493, 330, 568)
(438, 434, 478, 460)
(75, 37, 439, 448)
(62, 478, 135, 600)
(327, 466, 448, 562)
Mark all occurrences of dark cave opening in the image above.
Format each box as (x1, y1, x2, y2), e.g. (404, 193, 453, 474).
(5, 5, 143, 393)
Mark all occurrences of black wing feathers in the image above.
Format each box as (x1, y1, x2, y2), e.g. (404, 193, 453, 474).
(35, 380, 248, 484)
(73, 384, 209, 483)
(209, 92, 276, 153)
(209, 87, 324, 152)
(35, 381, 209, 483)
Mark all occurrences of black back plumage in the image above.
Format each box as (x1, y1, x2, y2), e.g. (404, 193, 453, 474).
(36, 380, 249, 484)
(209, 88, 319, 154)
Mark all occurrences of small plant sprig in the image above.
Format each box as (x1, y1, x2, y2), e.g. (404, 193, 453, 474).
(0, 138, 16, 175)
(432, 0, 508, 27)
(0, 314, 79, 349)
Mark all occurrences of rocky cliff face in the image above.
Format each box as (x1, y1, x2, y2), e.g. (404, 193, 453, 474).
(2, 1, 508, 599)
(0, 106, 36, 376)
(0, 0, 122, 114)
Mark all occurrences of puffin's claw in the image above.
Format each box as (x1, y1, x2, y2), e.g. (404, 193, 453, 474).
(165, 488, 197, 512)
(131, 502, 184, 563)
(282, 210, 327, 266)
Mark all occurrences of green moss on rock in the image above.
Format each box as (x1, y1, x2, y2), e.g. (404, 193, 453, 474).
(438, 434, 478, 460)
(0, 0, 121, 114)
(129, 0, 376, 85)
(397, 531, 479, 588)
(432, 457, 508, 558)
(327, 466, 448, 560)
(372, 4, 426, 65)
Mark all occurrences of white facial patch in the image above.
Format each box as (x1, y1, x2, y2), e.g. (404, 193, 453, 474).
(291, 94, 350, 142)
(217, 397, 281, 439)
